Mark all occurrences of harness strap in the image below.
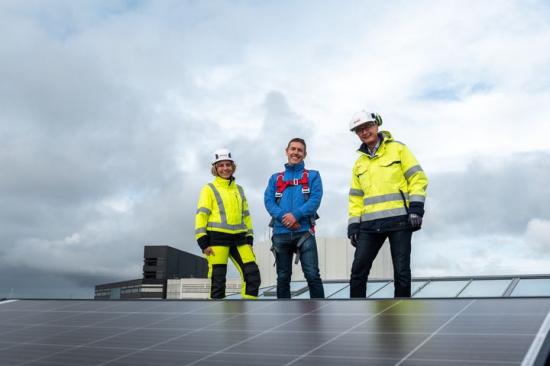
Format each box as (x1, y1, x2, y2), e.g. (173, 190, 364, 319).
(270, 229, 314, 267)
(293, 229, 313, 265)
(275, 169, 310, 200)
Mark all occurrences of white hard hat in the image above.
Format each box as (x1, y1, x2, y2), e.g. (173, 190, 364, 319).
(349, 110, 383, 131)
(212, 148, 234, 164)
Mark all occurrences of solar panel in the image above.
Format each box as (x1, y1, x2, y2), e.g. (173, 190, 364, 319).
(458, 279, 512, 297)
(512, 278, 550, 297)
(1, 298, 549, 365)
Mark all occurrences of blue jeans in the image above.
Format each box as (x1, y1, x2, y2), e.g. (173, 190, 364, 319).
(272, 232, 325, 299)
(350, 229, 412, 298)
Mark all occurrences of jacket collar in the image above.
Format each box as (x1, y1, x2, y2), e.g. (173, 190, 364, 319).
(284, 161, 305, 171)
(213, 175, 235, 186)
(358, 130, 393, 156)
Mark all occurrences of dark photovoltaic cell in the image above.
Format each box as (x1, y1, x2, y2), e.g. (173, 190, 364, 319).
(1, 298, 549, 366)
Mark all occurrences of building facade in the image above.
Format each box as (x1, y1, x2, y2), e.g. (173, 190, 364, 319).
(94, 245, 208, 300)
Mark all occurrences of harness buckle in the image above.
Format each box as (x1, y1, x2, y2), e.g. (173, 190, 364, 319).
(292, 178, 299, 185)
(275, 192, 283, 198)
(302, 188, 310, 194)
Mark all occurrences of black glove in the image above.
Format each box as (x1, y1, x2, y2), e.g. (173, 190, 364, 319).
(408, 213, 422, 228)
(347, 223, 360, 247)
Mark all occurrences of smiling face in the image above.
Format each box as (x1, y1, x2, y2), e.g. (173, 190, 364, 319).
(354, 121, 379, 147)
(286, 141, 306, 165)
(214, 160, 235, 179)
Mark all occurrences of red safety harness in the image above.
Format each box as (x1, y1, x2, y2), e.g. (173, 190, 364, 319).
(275, 169, 310, 201)
(272, 169, 318, 232)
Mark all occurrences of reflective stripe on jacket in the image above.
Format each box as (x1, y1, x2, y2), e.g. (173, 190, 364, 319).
(195, 176, 253, 243)
(348, 130, 428, 228)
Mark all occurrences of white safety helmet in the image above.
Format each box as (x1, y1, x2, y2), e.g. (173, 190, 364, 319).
(212, 148, 234, 165)
(349, 110, 383, 131)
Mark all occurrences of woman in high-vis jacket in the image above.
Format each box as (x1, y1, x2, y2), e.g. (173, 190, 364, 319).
(347, 111, 428, 298)
(195, 148, 261, 299)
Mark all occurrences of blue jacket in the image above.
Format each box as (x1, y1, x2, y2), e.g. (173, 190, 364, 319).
(264, 161, 323, 234)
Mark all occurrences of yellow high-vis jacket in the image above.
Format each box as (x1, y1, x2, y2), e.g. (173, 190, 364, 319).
(195, 176, 253, 250)
(348, 131, 428, 232)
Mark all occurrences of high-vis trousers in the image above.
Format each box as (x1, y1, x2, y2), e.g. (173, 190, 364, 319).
(205, 244, 261, 299)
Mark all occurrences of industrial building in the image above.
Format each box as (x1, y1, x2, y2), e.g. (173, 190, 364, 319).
(94, 245, 208, 300)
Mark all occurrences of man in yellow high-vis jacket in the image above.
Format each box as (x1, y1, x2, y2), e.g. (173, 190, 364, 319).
(195, 148, 260, 299)
(347, 111, 428, 298)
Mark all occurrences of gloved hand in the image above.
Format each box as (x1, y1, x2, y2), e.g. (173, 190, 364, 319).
(350, 234, 358, 247)
(347, 223, 360, 247)
(408, 213, 422, 228)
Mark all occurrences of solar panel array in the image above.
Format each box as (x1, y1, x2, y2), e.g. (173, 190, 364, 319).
(1, 298, 549, 365)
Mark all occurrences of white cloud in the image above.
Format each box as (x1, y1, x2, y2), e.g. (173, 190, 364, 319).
(526, 218, 550, 254)
(414, 232, 550, 277)
(100, 196, 134, 214)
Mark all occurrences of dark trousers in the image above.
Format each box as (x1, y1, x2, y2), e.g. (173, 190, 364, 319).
(272, 232, 325, 299)
(350, 229, 412, 298)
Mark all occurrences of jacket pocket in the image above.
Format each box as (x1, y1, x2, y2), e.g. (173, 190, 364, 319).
(380, 160, 401, 167)
(379, 160, 403, 184)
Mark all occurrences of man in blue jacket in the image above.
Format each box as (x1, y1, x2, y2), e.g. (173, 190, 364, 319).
(264, 137, 324, 298)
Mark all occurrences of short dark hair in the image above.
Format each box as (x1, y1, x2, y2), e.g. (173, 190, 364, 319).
(286, 137, 306, 152)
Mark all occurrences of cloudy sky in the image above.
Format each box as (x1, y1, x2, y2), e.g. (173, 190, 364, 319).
(1, 0, 550, 298)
